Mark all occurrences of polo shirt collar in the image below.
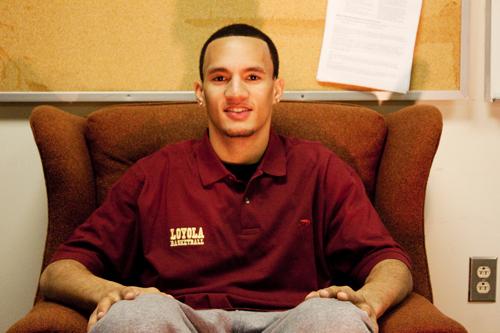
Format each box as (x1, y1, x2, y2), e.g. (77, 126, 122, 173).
(258, 130, 287, 177)
(196, 131, 231, 186)
(196, 130, 287, 187)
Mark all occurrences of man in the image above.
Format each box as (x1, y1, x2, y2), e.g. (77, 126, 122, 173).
(40, 24, 413, 333)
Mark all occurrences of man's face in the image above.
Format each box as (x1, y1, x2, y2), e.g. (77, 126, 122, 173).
(195, 36, 284, 140)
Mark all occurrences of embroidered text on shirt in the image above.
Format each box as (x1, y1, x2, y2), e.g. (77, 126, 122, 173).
(170, 227, 205, 247)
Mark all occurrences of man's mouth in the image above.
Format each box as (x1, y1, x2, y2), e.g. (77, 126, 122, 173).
(224, 107, 252, 113)
(223, 106, 253, 120)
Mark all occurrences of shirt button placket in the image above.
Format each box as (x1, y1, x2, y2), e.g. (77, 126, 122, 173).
(241, 181, 259, 231)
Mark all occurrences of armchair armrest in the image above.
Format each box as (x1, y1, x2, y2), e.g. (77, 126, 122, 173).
(380, 293, 467, 333)
(7, 300, 87, 333)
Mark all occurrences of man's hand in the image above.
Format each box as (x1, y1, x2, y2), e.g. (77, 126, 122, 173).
(87, 286, 170, 332)
(305, 285, 378, 332)
(304, 259, 413, 333)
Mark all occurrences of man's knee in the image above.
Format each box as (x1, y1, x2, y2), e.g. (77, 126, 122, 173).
(282, 297, 373, 333)
(91, 294, 194, 333)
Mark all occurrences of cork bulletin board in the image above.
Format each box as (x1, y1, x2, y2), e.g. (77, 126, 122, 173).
(0, 0, 464, 101)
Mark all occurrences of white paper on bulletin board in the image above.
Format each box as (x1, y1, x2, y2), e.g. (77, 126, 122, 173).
(317, 0, 422, 94)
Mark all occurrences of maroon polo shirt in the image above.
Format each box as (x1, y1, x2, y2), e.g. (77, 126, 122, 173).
(52, 131, 411, 311)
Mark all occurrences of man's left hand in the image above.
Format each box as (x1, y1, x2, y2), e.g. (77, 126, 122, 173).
(305, 286, 378, 333)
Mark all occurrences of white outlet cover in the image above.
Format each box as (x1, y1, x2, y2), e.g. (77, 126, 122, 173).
(477, 281, 491, 294)
(477, 266, 492, 279)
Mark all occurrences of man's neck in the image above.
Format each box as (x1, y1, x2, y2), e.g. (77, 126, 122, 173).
(208, 129, 270, 165)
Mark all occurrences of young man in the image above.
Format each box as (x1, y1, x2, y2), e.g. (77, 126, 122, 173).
(40, 24, 413, 333)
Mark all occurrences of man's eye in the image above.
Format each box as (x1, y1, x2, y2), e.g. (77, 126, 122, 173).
(248, 74, 260, 81)
(212, 76, 226, 82)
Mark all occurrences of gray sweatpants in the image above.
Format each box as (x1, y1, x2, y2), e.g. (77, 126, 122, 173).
(91, 294, 374, 333)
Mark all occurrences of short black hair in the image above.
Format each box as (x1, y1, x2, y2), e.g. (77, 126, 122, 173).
(198, 23, 279, 81)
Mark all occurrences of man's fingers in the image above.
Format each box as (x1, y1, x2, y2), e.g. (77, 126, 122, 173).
(94, 303, 108, 319)
(304, 291, 320, 299)
(318, 286, 347, 299)
(87, 286, 169, 332)
(313, 286, 366, 305)
(87, 310, 98, 333)
(122, 291, 138, 300)
(305, 286, 345, 300)
(305, 286, 377, 332)
(119, 286, 160, 300)
(317, 288, 332, 298)
(120, 287, 140, 300)
(95, 295, 115, 317)
(98, 286, 161, 318)
(336, 289, 365, 304)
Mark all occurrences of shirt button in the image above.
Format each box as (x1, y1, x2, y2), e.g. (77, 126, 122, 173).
(244, 197, 250, 204)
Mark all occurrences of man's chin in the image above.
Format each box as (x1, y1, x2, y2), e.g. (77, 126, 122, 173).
(224, 129, 256, 138)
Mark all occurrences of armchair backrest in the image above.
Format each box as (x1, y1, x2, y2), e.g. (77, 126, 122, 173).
(30, 102, 441, 302)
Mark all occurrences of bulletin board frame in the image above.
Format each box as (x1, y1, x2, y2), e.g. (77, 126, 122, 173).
(486, 0, 500, 101)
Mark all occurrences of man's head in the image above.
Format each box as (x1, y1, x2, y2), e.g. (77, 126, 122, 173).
(195, 24, 284, 144)
(198, 24, 280, 81)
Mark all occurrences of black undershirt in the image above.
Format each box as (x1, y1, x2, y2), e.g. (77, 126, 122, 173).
(223, 162, 260, 183)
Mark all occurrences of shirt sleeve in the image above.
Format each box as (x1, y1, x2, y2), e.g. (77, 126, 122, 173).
(50, 163, 145, 282)
(323, 154, 412, 287)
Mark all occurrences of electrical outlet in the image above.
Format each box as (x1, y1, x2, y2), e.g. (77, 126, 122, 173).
(477, 266, 491, 279)
(469, 257, 497, 302)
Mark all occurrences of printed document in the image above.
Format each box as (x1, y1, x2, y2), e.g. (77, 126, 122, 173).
(317, 0, 422, 93)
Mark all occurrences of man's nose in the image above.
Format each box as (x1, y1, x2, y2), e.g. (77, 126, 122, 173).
(225, 78, 249, 100)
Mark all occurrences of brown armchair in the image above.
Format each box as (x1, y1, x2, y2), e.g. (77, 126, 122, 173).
(8, 102, 466, 333)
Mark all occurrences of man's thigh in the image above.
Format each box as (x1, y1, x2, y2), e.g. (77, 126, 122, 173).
(90, 294, 231, 333)
(91, 295, 373, 333)
(259, 298, 374, 333)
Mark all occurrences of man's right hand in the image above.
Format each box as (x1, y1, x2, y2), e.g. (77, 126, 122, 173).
(87, 286, 171, 332)
(39, 260, 173, 333)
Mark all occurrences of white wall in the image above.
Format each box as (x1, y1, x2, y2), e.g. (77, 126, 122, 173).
(422, 2, 500, 332)
(0, 113, 47, 331)
(1, 2, 500, 332)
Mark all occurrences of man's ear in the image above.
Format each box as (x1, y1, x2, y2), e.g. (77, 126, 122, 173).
(273, 78, 285, 104)
(194, 81, 205, 106)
